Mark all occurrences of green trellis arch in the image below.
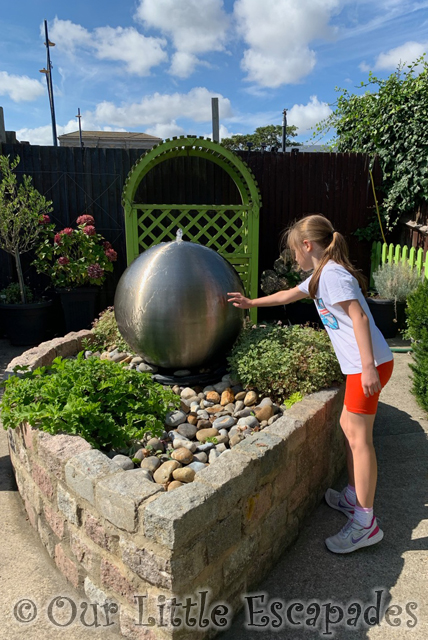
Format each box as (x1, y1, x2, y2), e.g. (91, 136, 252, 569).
(122, 136, 262, 322)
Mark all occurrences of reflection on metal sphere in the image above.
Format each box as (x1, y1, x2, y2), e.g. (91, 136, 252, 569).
(114, 238, 244, 369)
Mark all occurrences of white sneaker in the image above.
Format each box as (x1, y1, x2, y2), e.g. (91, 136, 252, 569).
(325, 516, 384, 554)
(325, 487, 355, 519)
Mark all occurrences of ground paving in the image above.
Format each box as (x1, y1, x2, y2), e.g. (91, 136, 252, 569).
(0, 338, 426, 640)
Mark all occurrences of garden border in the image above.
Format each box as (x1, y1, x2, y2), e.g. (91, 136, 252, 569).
(4, 331, 346, 640)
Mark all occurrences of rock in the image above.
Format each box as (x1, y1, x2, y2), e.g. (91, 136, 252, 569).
(187, 413, 198, 426)
(272, 404, 282, 415)
(237, 416, 260, 429)
(229, 434, 244, 447)
(209, 449, 221, 464)
(195, 442, 215, 452)
(214, 434, 229, 445)
(220, 388, 235, 405)
(172, 439, 197, 452)
(234, 408, 253, 419)
(190, 403, 200, 413)
(218, 429, 228, 437)
(153, 460, 181, 484)
(172, 467, 196, 483)
(167, 481, 183, 491)
(193, 452, 208, 463)
(109, 352, 128, 363)
(181, 387, 197, 400)
(196, 428, 220, 443)
(196, 410, 209, 420)
(147, 438, 164, 453)
(165, 410, 187, 428)
(138, 362, 158, 373)
(171, 447, 194, 465)
(215, 443, 227, 453)
(85, 350, 93, 358)
(206, 391, 220, 404)
(174, 370, 191, 377)
(172, 385, 181, 395)
(139, 469, 154, 482)
(122, 355, 133, 364)
(187, 461, 208, 473)
(140, 456, 161, 473)
(255, 405, 274, 422)
(224, 403, 235, 414)
(235, 391, 247, 401)
(213, 381, 229, 394)
(197, 419, 212, 430)
(234, 400, 245, 412)
(131, 356, 143, 365)
(133, 449, 145, 462)
(180, 400, 190, 414)
(230, 425, 251, 438)
(212, 416, 236, 430)
(268, 414, 281, 425)
(260, 420, 268, 428)
(232, 384, 244, 394)
(201, 400, 214, 408)
(168, 430, 188, 442)
(111, 455, 134, 470)
(203, 385, 215, 393)
(206, 404, 223, 415)
(244, 391, 258, 406)
(100, 352, 110, 361)
(260, 397, 273, 407)
(222, 373, 241, 386)
(177, 423, 197, 439)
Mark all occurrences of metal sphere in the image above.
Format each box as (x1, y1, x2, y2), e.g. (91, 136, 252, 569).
(114, 240, 244, 369)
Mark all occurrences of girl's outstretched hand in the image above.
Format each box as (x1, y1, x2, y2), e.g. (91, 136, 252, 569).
(227, 292, 253, 309)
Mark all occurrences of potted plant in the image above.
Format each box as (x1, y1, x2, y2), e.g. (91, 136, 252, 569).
(368, 261, 422, 339)
(260, 251, 321, 327)
(0, 154, 54, 345)
(33, 214, 117, 332)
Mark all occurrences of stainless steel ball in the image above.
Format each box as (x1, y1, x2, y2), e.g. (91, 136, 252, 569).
(114, 239, 245, 369)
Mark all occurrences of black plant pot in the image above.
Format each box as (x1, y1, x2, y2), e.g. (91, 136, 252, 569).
(0, 300, 54, 346)
(286, 300, 323, 329)
(57, 287, 99, 333)
(366, 298, 406, 339)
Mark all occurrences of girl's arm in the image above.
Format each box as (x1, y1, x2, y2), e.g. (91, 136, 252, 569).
(227, 286, 309, 309)
(338, 299, 382, 397)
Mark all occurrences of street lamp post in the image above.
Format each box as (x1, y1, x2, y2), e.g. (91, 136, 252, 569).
(39, 19, 58, 146)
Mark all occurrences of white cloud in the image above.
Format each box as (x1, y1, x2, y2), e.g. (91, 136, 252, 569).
(16, 118, 127, 146)
(135, 0, 229, 77)
(93, 87, 233, 128)
(287, 96, 332, 132)
(0, 71, 45, 102)
(145, 122, 186, 139)
(373, 40, 428, 70)
(49, 18, 167, 76)
(234, 0, 340, 87)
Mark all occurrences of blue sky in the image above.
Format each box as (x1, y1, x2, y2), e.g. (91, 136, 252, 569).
(1, 0, 428, 146)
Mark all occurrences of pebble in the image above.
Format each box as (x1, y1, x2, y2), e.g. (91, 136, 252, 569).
(181, 387, 197, 400)
(196, 419, 212, 430)
(214, 434, 229, 445)
(203, 385, 215, 393)
(110, 352, 128, 363)
(190, 402, 200, 412)
(180, 400, 190, 414)
(206, 391, 220, 403)
(99, 352, 110, 360)
(177, 423, 197, 439)
(187, 413, 198, 426)
(224, 403, 236, 414)
(212, 416, 236, 430)
(268, 414, 281, 425)
(222, 374, 241, 386)
(112, 455, 134, 470)
(229, 434, 244, 447)
(206, 404, 223, 414)
(140, 456, 161, 473)
(244, 391, 258, 406)
(133, 449, 145, 462)
(209, 449, 221, 464)
(172, 467, 196, 483)
(215, 443, 227, 453)
(172, 385, 181, 395)
(196, 428, 219, 442)
(201, 400, 214, 408)
(193, 451, 208, 463)
(235, 391, 247, 401)
(229, 425, 252, 438)
(165, 410, 187, 428)
(138, 363, 158, 373)
(234, 400, 245, 412)
(172, 439, 197, 452)
(130, 356, 143, 365)
(255, 405, 274, 422)
(168, 430, 188, 442)
(234, 408, 252, 419)
(221, 389, 235, 405)
(108, 348, 118, 358)
(147, 438, 164, 453)
(237, 416, 260, 429)
(259, 397, 273, 407)
(174, 370, 191, 377)
(187, 461, 208, 473)
(195, 442, 215, 452)
(171, 447, 194, 465)
(213, 381, 230, 394)
(85, 350, 93, 358)
(153, 460, 181, 484)
(218, 429, 229, 437)
(260, 420, 268, 428)
(196, 410, 209, 420)
(167, 481, 183, 491)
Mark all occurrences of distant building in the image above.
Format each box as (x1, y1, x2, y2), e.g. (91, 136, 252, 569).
(58, 131, 163, 150)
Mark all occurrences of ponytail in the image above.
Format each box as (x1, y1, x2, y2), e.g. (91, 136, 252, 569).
(285, 215, 367, 298)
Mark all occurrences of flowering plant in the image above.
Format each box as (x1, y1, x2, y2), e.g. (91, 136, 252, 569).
(33, 214, 117, 288)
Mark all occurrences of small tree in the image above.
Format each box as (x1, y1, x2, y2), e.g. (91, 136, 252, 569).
(221, 124, 300, 151)
(0, 155, 53, 303)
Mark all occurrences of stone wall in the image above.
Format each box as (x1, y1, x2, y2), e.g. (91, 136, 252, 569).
(5, 331, 346, 640)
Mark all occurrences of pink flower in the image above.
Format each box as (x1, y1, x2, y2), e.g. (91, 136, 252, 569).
(83, 225, 96, 236)
(58, 256, 70, 266)
(60, 227, 73, 236)
(54, 233, 62, 245)
(105, 248, 117, 262)
(87, 263, 104, 279)
(40, 214, 51, 224)
(76, 214, 95, 226)
(103, 241, 112, 250)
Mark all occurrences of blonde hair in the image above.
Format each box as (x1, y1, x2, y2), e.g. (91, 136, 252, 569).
(283, 214, 367, 299)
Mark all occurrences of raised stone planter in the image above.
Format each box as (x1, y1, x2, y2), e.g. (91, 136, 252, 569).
(4, 331, 346, 640)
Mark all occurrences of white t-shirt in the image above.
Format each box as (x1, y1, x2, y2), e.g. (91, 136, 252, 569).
(297, 261, 393, 374)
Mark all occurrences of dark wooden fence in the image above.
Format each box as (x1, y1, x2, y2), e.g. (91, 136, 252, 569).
(0, 143, 382, 305)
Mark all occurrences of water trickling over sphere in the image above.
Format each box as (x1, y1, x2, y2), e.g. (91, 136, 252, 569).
(114, 239, 244, 369)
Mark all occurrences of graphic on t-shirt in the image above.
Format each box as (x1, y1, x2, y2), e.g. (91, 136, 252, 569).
(316, 298, 339, 330)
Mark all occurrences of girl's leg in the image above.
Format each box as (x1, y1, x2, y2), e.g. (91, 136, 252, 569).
(340, 408, 377, 508)
(340, 406, 355, 487)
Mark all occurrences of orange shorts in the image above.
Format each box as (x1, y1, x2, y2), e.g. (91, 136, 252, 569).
(344, 359, 394, 415)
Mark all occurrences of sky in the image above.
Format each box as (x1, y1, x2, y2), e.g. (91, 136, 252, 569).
(1, 0, 428, 146)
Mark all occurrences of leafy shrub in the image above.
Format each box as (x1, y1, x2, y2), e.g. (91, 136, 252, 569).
(372, 262, 422, 302)
(0, 282, 34, 304)
(0, 353, 180, 450)
(406, 280, 428, 413)
(227, 324, 343, 403)
(91, 307, 131, 354)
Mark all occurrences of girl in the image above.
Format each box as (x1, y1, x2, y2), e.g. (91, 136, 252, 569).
(227, 214, 394, 554)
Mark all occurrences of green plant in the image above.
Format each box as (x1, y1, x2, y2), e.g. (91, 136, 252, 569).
(0, 154, 53, 303)
(90, 306, 131, 353)
(0, 353, 180, 450)
(34, 214, 117, 288)
(260, 251, 308, 295)
(406, 280, 428, 413)
(205, 436, 218, 444)
(0, 282, 34, 305)
(284, 392, 303, 408)
(372, 262, 422, 302)
(227, 323, 342, 404)
(313, 57, 428, 240)
(221, 124, 300, 151)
